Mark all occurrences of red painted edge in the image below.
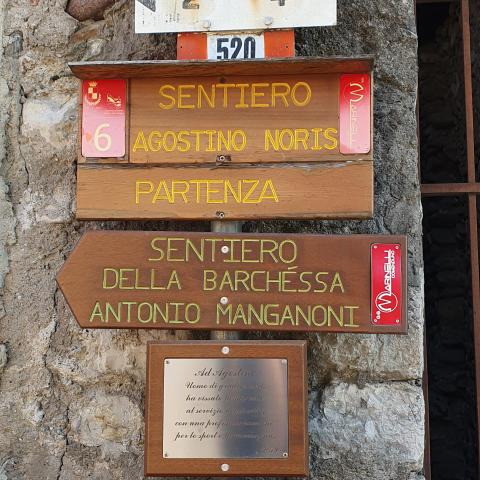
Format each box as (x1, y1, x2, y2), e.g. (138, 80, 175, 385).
(177, 33, 208, 60)
(265, 30, 295, 58)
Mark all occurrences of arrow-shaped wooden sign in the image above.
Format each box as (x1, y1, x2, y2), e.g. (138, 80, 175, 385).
(56, 231, 407, 334)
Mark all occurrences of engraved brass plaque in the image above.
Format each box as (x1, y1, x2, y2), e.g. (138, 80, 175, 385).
(163, 358, 288, 459)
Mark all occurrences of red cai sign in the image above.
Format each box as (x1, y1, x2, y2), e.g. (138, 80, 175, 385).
(371, 244, 402, 326)
(339, 74, 371, 154)
(82, 79, 126, 158)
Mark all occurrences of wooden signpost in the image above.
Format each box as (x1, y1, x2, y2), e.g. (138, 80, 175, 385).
(60, 2, 404, 478)
(70, 57, 373, 220)
(56, 231, 407, 334)
(145, 341, 308, 477)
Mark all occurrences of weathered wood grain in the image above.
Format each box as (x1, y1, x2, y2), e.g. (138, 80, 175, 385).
(56, 231, 407, 334)
(69, 56, 374, 79)
(76, 162, 373, 220)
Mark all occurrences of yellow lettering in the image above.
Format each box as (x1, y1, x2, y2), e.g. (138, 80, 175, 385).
(198, 84, 216, 108)
(271, 82, 291, 107)
(133, 130, 148, 152)
(264, 129, 280, 151)
(136, 180, 154, 204)
(291, 82, 312, 107)
(259, 179, 279, 203)
(159, 84, 176, 109)
(152, 180, 173, 204)
(171, 181, 189, 203)
(235, 84, 250, 109)
(324, 127, 338, 150)
(89, 302, 104, 323)
(149, 237, 166, 262)
(102, 268, 119, 289)
(251, 83, 269, 108)
(178, 85, 195, 109)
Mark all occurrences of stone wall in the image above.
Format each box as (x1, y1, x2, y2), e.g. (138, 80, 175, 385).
(0, 1, 424, 479)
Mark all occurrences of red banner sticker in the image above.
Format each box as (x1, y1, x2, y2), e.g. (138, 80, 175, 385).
(371, 244, 402, 326)
(82, 79, 126, 158)
(339, 74, 371, 154)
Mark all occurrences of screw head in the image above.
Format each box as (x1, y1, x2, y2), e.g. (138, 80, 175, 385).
(264, 16, 274, 25)
(222, 346, 230, 355)
(221, 464, 230, 472)
(216, 211, 225, 219)
(221, 245, 229, 254)
(283, 452, 288, 458)
(220, 297, 229, 305)
(202, 19, 211, 29)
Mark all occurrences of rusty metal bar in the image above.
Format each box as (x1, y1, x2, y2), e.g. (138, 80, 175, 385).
(462, 0, 475, 184)
(423, 328, 432, 480)
(460, 0, 480, 473)
(421, 183, 480, 195)
(414, 2, 431, 472)
(66, 0, 117, 22)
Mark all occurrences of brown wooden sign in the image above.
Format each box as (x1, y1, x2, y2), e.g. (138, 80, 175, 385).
(56, 231, 407, 334)
(145, 341, 308, 477)
(76, 163, 372, 220)
(70, 57, 374, 220)
(129, 74, 345, 164)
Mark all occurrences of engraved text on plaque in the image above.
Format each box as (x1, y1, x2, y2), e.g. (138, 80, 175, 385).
(163, 358, 289, 458)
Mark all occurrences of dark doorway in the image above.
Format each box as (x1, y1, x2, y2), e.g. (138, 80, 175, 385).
(417, 2, 479, 479)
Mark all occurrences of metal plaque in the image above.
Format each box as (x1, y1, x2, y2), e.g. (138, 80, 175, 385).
(163, 358, 289, 459)
(135, 0, 337, 33)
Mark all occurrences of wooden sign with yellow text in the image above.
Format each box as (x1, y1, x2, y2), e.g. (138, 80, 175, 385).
(70, 57, 373, 220)
(57, 231, 407, 334)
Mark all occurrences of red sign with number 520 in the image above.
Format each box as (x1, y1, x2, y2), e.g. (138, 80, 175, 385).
(82, 79, 126, 158)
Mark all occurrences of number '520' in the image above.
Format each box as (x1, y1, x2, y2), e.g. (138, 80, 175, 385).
(217, 37, 256, 60)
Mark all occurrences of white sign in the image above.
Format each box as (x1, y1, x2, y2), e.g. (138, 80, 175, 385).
(207, 32, 265, 60)
(135, 0, 337, 33)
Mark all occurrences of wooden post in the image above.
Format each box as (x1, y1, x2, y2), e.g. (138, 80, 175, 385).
(210, 221, 243, 341)
(175, 30, 295, 341)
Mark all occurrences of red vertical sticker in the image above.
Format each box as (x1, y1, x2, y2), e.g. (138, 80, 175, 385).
(339, 74, 371, 154)
(371, 244, 402, 326)
(82, 79, 126, 158)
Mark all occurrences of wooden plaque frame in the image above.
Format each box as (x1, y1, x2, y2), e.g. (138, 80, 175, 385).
(145, 341, 308, 477)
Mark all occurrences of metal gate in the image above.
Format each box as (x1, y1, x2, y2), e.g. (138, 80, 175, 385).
(418, 0, 479, 478)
